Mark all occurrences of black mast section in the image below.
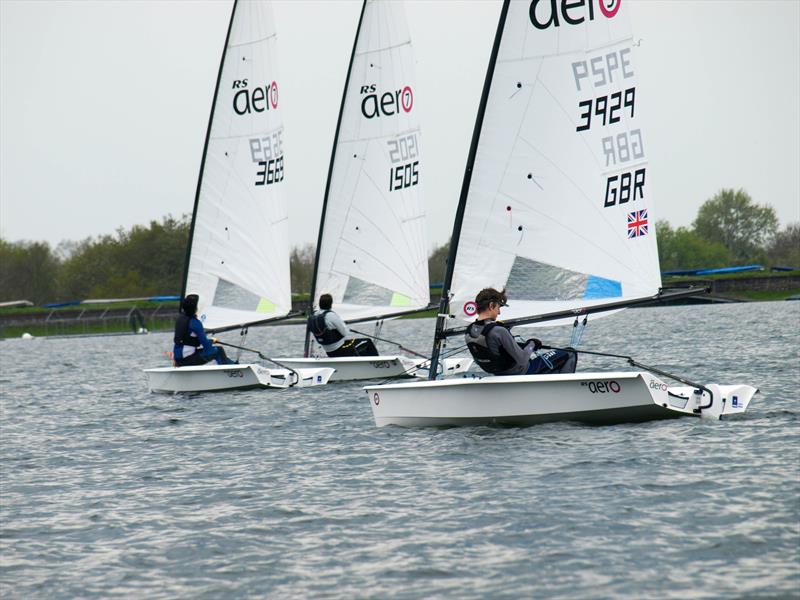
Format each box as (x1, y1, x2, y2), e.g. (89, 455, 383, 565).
(180, 0, 239, 300)
(304, 0, 368, 357)
(428, 0, 511, 379)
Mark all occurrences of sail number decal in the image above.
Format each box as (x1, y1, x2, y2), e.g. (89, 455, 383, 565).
(604, 168, 645, 207)
(250, 128, 285, 187)
(576, 88, 635, 132)
(572, 48, 647, 211)
(387, 133, 420, 192)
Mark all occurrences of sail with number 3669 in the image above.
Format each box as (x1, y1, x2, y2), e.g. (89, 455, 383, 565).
(144, 0, 334, 392)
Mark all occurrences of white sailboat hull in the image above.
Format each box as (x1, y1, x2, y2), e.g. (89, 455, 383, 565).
(144, 363, 335, 393)
(364, 371, 757, 427)
(274, 355, 473, 382)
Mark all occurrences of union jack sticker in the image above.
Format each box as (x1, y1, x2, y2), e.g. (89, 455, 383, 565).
(627, 209, 649, 238)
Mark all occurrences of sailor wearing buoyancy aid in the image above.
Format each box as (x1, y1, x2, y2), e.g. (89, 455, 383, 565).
(307, 293, 353, 354)
(465, 288, 577, 376)
(306, 293, 380, 357)
(173, 294, 233, 367)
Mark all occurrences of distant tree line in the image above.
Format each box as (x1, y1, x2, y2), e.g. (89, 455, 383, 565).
(657, 188, 798, 271)
(1, 188, 797, 306)
(1, 215, 189, 305)
(0, 217, 455, 306)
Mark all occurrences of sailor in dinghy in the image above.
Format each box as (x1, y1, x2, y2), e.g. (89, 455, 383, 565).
(465, 288, 576, 376)
(173, 294, 235, 367)
(362, 0, 758, 426)
(306, 294, 378, 358)
(142, 0, 336, 393)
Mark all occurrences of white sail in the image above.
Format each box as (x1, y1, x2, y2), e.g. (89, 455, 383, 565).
(185, 0, 290, 331)
(449, 0, 661, 324)
(312, 0, 429, 322)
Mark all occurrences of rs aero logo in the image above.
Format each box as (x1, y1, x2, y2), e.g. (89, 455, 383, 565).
(463, 301, 477, 317)
(582, 380, 621, 394)
(649, 380, 668, 392)
(360, 84, 413, 119)
(530, 0, 621, 29)
(232, 79, 278, 115)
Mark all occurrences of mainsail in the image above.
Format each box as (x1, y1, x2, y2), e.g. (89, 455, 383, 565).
(445, 0, 661, 325)
(183, 0, 290, 332)
(308, 0, 429, 325)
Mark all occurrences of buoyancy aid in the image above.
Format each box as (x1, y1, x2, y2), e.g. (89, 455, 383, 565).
(307, 310, 344, 346)
(174, 313, 202, 348)
(465, 320, 516, 374)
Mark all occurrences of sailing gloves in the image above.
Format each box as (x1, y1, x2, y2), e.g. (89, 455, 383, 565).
(527, 338, 543, 351)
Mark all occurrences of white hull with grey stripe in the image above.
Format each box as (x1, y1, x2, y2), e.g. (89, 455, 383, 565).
(364, 372, 758, 428)
(145, 363, 334, 393)
(274, 355, 473, 382)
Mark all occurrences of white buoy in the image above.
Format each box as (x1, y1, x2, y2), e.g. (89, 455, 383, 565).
(21, 333, 34, 340)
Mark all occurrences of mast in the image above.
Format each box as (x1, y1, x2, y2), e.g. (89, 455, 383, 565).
(180, 0, 239, 299)
(304, 0, 368, 357)
(428, 0, 511, 379)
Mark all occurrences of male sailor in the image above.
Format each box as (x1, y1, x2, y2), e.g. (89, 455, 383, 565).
(465, 288, 577, 376)
(307, 294, 378, 357)
(173, 294, 235, 367)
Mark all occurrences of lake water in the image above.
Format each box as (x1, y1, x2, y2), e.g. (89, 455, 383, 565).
(1, 301, 798, 598)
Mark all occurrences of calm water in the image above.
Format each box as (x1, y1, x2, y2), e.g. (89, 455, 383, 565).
(1, 302, 798, 599)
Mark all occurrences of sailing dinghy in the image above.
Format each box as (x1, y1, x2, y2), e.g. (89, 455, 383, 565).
(275, 0, 472, 382)
(365, 0, 757, 425)
(144, 0, 332, 393)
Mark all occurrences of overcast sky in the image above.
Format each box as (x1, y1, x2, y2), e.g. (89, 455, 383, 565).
(2, 0, 798, 251)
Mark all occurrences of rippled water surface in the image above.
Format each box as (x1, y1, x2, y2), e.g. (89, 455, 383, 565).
(1, 302, 798, 598)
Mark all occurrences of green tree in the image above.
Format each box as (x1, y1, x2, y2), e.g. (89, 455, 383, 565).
(692, 189, 778, 262)
(428, 240, 450, 284)
(109, 215, 189, 295)
(767, 223, 800, 268)
(0, 239, 61, 304)
(656, 220, 731, 271)
(59, 215, 189, 299)
(290, 244, 316, 296)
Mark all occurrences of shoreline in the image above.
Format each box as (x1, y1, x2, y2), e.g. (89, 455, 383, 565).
(3, 273, 799, 339)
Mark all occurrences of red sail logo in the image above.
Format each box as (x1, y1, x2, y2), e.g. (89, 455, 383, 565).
(232, 80, 279, 115)
(529, 0, 620, 29)
(360, 84, 414, 119)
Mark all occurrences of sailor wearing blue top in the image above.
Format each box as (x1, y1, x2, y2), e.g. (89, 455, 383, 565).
(173, 294, 234, 367)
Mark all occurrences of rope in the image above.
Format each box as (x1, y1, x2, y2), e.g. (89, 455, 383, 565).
(374, 343, 470, 385)
(569, 315, 588, 348)
(540, 344, 713, 409)
(349, 328, 428, 359)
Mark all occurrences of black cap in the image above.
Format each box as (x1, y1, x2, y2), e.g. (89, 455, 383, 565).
(181, 294, 199, 316)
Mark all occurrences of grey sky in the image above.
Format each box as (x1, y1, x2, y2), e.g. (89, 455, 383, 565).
(1, 0, 798, 251)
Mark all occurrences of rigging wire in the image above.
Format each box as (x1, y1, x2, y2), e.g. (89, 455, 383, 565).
(214, 340, 301, 387)
(349, 327, 428, 359)
(540, 344, 713, 409)
(374, 343, 471, 385)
